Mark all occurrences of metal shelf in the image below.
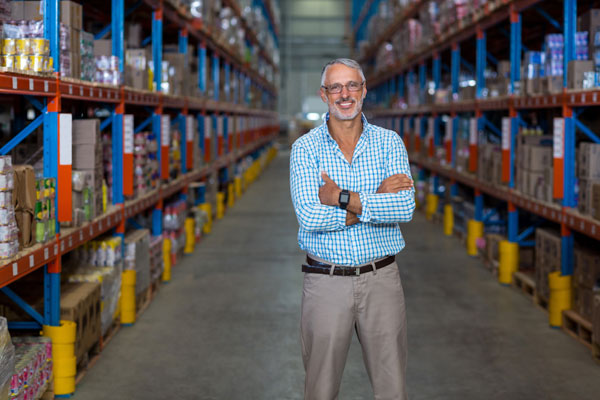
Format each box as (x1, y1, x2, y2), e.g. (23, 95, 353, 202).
(365, 0, 542, 87)
(0, 131, 277, 289)
(145, 0, 277, 95)
(410, 153, 600, 241)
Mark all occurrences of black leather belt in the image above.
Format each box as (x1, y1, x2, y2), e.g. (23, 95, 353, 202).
(302, 255, 395, 276)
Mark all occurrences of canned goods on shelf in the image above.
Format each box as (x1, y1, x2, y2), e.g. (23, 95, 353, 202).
(0, 172, 14, 191)
(0, 192, 12, 208)
(0, 240, 19, 259)
(30, 38, 49, 56)
(1, 55, 15, 68)
(15, 55, 30, 71)
(2, 39, 16, 55)
(16, 38, 31, 56)
(0, 208, 14, 225)
(29, 55, 44, 72)
(44, 56, 53, 73)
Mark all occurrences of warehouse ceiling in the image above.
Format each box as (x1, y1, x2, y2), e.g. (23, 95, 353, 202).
(279, 0, 351, 119)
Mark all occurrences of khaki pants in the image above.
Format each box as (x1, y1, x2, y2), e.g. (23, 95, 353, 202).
(301, 256, 408, 400)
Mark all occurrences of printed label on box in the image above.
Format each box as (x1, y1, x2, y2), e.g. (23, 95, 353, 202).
(161, 115, 170, 146)
(59, 114, 72, 165)
(553, 118, 564, 158)
(124, 115, 134, 154)
(186, 116, 194, 142)
(469, 118, 478, 145)
(502, 117, 511, 150)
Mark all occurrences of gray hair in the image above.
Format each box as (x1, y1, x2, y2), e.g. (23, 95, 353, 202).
(320, 58, 366, 87)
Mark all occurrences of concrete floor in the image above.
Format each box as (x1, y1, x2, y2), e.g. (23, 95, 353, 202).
(74, 147, 600, 400)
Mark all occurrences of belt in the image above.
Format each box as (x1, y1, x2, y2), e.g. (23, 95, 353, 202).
(302, 255, 395, 276)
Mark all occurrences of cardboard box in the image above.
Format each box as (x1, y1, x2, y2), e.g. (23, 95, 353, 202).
(592, 182, 600, 220)
(575, 287, 596, 321)
(13, 1, 81, 29)
(73, 119, 101, 145)
(497, 60, 511, 78)
(593, 294, 600, 343)
(60, 282, 102, 366)
(578, 142, 600, 179)
(535, 228, 562, 300)
(568, 60, 595, 89)
(544, 76, 563, 94)
(485, 233, 504, 262)
(13, 165, 36, 248)
(10, 1, 24, 19)
(61, 1, 82, 30)
(94, 39, 112, 57)
(574, 247, 600, 289)
(579, 9, 600, 58)
(579, 179, 600, 215)
(527, 145, 553, 172)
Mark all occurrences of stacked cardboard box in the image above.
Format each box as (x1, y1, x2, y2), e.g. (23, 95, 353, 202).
(124, 229, 151, 304)
(149, 235, 163, 284)
(60, 282, 102, 366)
(535, 228, 562, 300)
(12, 165, 36, 249)
(125, 48, 151, 91)
(477, 143, 503, 185)
(574, 247, 600, 320)
(72, 120, 103, 219)
(578, 142, 600, 216)
(516, 135, 554, 203)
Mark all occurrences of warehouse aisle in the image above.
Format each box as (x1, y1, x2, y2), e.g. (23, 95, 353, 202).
(73, 148, 600, 400)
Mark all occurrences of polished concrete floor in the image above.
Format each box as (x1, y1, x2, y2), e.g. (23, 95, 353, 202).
(74, 147, 600, 400)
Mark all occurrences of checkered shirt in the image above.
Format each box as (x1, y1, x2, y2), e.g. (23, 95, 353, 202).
(290, 113, 415, 266)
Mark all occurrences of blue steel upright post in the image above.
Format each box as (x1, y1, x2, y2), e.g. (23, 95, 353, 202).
(42, 0, 60, 328)
(152, 7, 163, 237)
(561, 0, 576, 276)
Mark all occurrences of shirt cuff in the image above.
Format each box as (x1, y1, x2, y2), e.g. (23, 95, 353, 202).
(333, 206, 348, 229)
(358, 192, 370, 223)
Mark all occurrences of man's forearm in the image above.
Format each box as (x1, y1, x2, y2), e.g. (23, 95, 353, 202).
(346, 191, 362, 215)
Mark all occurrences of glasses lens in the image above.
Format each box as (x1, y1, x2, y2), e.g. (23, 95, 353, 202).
(329, 84, 342, 93)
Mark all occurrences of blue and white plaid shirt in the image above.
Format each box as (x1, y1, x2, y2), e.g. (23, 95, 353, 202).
(290, 113, 415, 266)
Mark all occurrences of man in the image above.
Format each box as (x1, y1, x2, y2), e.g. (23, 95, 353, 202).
(290, 58, 415, 400)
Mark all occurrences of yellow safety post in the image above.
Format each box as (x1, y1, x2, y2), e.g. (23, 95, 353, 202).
(227, 182, 235, 208)
(498, 240, 519, 285)
(184, 217, 195, 254)
(216, 192, 225, 219)
(162, 238, 172, 282)
(43, 320, 77, 396)
(548, 272, 572, 327)
(235, 176, 242, 198)
(199, 203, 212, 234)
(443, 204, 454, 236)
(120, 270, 136, 325)
(425, 193, 439, 221)
(466, 219, 484, 256)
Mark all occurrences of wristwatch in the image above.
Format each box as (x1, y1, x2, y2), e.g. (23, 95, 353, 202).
(339, 189, 350, 210)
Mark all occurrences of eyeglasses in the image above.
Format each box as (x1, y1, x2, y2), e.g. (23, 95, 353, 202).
(321, 81, 365, 94)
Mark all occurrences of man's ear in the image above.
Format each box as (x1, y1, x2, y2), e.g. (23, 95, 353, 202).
(319, 88, 328, 103)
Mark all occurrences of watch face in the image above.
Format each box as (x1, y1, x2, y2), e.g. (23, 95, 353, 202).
(340, 193, 350, 203)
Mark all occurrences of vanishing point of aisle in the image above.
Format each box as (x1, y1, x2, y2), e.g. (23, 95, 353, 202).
(74, 146, 600, 400)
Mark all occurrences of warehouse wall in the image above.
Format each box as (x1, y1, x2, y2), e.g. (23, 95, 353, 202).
(279, 0, 351, 119)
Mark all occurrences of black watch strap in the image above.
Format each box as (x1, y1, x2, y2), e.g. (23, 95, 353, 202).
(339, 190, 350, 210)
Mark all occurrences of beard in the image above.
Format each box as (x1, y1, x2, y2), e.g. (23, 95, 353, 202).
(328, 94, 364, 121)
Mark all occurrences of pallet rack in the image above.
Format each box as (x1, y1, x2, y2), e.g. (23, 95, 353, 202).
(354, 0, 600, 278)
(0, 0, 279, 343)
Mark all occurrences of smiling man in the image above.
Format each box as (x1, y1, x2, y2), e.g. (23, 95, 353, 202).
(290, 58, 416, 400)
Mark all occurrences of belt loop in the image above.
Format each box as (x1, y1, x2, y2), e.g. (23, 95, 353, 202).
(371, 261, 377, 275)
(329, 264, 335, 277)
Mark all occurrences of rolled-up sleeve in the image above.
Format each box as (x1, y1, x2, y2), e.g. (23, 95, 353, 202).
(358, 133, 415, 224)
(290, 143, 347, 232)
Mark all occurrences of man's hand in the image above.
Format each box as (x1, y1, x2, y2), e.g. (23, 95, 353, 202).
(377, 174, 414, 194)
(346, 211, 359, 226)
(319, 172, 341, 206)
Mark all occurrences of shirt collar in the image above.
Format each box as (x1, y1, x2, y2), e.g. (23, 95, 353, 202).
(321, 112, 370, 143)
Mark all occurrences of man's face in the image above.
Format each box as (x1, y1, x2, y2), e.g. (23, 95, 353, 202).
(320, 64, 367, 121)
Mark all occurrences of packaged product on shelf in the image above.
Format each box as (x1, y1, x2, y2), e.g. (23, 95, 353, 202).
(0, 156, 19, 259)
(170, 127, 182, 179)
(578, 178, 600, 216)
(67, 235, 123, 335)
(124, 229, 151, 299)
(125, 48, 150, 90)
(80, 30, 95, 81)
(33, 178, 55, 243)
(149, 235, 163, 284)
(73, 119, 103, 218)
(0, 317, 15, 400)
(133, 132, 159, 198)
(535, 228, 562, 301)
(95, 54, 121, 85)
(578, 142, 600, 179)
(567, 60, 595, 89)
(13, 165, 36, 248)
(10, 336, 53, 400)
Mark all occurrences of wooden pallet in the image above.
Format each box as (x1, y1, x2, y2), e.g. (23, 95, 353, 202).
(512, 271, 536, 300)
(593, 342, 600, 364)
(535, 293, 549, 311)
(75, 318, 120, 385)
(562, 310, 593, 350)
(150, 277, 161, 299)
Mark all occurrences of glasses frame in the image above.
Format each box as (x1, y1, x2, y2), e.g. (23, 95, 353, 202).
(321, 81, 365, 94)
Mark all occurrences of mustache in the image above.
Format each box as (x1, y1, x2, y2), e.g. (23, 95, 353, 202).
(335, 98, 355, 104)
